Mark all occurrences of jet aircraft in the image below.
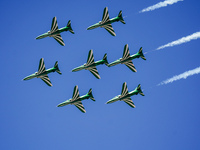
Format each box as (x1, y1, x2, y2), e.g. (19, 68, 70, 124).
(87, 7, 125, 36)
(108, 44, 146, 72)
(36, 17, 74, 46)
(57, 85, 95, 113)
(106, 82, 145, 108)
(72, 49, 108, 79)
(23, 58, 62, 86)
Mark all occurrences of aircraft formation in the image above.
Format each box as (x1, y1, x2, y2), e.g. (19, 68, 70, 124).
(23, 7, 145, 113)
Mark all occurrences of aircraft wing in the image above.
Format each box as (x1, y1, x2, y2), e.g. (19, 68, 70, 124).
(86, 50, 94, 65)
(123, 97, 136, 108)
(72, 85, 80, 100)
(74, 101, 86, 113)
(52, 34, 65, 46)
(40, 74, 52, 86)
(124, 60, 137, 72)
(102, 7, 110, 24)
(38, 58, 46, 74)
(89, 66, 101, 79)
(103, 24, 116, 36)
(121, 82, 128, 96)
(122, 44, 130, 60)
(51, 17, 58, 33)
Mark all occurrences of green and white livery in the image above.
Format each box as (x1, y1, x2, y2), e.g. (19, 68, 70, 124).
(108, 44, 146, 72)
(57, 85, 95, 113)
(72, 49, 108, 79)
(87, 7, 125, 36)
(36, 17, 74, 46)
(106, 82, 145, 108)
(23, 58, 62, 86)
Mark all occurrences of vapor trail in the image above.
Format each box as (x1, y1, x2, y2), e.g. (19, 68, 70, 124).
(157, 31, 200, 50)
(139, 0, 183, 13)
(158, 67, 200, 85)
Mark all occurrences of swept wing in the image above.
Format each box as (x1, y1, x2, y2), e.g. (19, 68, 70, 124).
(124, 61, 137, 72)
(121, 82, 128, 96)
(121, 82, 135, 108)
(51, 17, 65, 46)
(122, 44, 136, 72)
(72, 85, 80, 100)
(38, 58, 52, 86)
(41, 74, 52, 86)
(123, 97, 135, 108)
(38, 58, 45, 74)
(101, 7, 116, 36)
(74, 101, 86, 113)
(86, 50, 100, 79)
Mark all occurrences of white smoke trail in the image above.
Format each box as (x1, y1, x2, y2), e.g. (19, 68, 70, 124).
(157, 32, 200, 50)
(158, 67, 200, 85)
(139, 0, 183, 13)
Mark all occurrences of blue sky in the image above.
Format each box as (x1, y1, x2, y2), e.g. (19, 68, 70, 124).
(0, 0, 200, 149)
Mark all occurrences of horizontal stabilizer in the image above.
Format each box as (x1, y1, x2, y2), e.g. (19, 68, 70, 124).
(103, 53, 109, 66)
(138, 47, 146, 60)
(67, 20, 75, 34)
(88, 88, 95, 101)
(137, 84, 145, 96)
(54, 61, 62, 74)
(118, 10, 126, 24)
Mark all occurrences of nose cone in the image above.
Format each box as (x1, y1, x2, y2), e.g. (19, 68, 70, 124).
(23, 73, 37, 80)
(57, 100, 71, 107)
(87, 23, 100, 30)
(106, 96, 119, 104)
(36, 32, 49, 39)
(72, 65, 84, 72)
(87, 26, 94, 30)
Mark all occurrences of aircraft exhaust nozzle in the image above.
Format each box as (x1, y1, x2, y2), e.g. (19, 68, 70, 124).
(137, 84, 145, 96)
(118, 10, 126, 24)
(138, 47, 146, 60)
(54, 61, 62, 75)
(67, 20, 75, 34)
(88, 88, 95, 101)
(103, 53, 109, 66)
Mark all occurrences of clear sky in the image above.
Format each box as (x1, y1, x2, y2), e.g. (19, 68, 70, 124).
(0, 0, 200, 149)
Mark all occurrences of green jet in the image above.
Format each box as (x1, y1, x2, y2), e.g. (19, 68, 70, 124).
(106, 82, 145, 108)
(57, 85, 95, 113)
(87, 7, 125, 36)
(23, 58, 62, 86)
(108, 44, 146, 72)
(36, 16, 74, 46)
(72, 49, 108, 79)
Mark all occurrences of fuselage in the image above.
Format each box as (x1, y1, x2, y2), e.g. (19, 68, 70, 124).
(23, 67, 57, 80)
(57, 94, 91, 107)
(72, 59, 106, 72)
(109, 53, 141, 67)
(107, 88, 139, 104)
(87, 16, 120, 30)
(36, 26, 70, 39)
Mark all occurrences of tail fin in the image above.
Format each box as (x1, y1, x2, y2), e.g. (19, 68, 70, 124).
(88, 88, 95, 101)
(137, 84, 145, 96)
(103, 53, 109, 66)
(54, 61, 62, 75)
(138, 47, 146, 60)
(118, 10, 126, 24)
(67, 20, 75, 34)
